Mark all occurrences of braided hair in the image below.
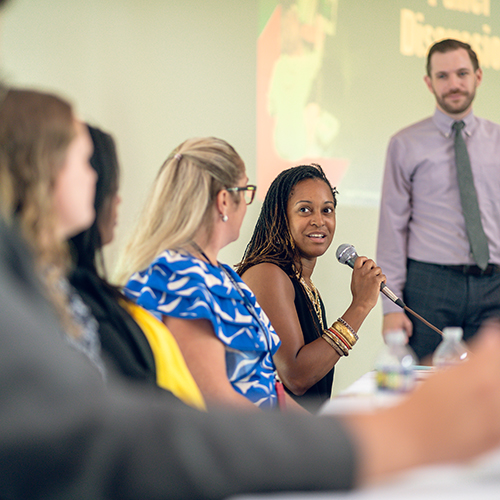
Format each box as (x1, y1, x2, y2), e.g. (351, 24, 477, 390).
(236, 164, 337, 278)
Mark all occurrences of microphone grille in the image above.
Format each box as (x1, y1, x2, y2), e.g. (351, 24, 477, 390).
(336, 244, 358, 265)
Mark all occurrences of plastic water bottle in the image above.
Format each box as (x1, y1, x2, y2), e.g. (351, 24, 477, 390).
(375, 330, 417, 393)
(433, 327, 469, 368)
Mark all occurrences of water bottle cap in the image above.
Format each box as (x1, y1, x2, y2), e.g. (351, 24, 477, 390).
(443, 327, 463, 341)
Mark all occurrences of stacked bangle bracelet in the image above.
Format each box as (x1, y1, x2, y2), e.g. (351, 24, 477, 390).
(322, 318, 358, 357)
(322, 330, 349, 356)
(336, 317, 359, 341)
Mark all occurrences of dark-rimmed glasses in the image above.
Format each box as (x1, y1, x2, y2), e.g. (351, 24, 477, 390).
(226, 184, 257, 205)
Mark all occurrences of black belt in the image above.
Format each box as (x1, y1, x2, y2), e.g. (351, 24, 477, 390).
(444, 264, 500, 276)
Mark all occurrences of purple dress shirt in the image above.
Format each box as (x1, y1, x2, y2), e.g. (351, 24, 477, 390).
(377, 108, 500, 314)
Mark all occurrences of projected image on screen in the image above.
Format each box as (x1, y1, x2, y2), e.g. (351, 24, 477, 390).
(268, 1, 339, 160)
(257, 0, 349, 199)
(258, 0, 500, 206)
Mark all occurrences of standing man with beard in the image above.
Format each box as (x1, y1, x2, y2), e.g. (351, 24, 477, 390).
(377, 39, 500, 362)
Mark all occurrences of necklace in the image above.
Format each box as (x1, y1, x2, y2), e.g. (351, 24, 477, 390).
(190, 241, 215, 266)
(298, 274, 325, 328)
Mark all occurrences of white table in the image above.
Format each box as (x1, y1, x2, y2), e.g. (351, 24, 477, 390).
(228, 370, 500, 500)
(318, 369, 431, 415)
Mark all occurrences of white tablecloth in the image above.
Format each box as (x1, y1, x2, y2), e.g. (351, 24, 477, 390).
(228, 449, 500, 499)
(228, 370, 500, 500)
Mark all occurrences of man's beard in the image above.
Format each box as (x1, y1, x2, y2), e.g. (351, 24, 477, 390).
(435, 88, 476, 116)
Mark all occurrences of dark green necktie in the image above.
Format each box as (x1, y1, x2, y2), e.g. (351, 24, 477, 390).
(453, 120, 489, 270)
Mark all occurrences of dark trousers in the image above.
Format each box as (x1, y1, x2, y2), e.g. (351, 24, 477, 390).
(404, 259, 500, 362)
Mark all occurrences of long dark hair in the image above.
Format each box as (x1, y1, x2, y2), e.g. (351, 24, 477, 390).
(236, 164, 337, 278)
(69, 125, 119, 280)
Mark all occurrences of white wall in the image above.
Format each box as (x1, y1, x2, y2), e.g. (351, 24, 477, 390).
(1, 0, 388, 395)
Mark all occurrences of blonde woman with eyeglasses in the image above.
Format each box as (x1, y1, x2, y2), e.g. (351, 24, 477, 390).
(117, 137, 303, 411)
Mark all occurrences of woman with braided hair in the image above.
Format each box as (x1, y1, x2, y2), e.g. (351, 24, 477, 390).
(237, 164, 384, 411)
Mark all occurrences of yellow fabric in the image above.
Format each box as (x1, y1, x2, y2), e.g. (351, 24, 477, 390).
(121, 300, 206, 411)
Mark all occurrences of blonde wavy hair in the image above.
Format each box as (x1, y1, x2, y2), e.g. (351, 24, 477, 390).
(115, 137, 244, 284)
(0, 88, 79, 336)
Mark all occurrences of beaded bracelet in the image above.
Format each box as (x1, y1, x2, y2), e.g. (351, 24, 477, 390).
(337, 317, 359, 341)
(331, 322, 357, 348)
(321, 332, 345, 357)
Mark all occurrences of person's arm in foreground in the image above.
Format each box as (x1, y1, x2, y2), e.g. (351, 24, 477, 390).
(0, 224, 355, 499)
(4, 223, 500, 499)
(344, 322, 500, 484)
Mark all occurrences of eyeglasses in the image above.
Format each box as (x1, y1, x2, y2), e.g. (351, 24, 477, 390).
(226, 184, 257, 205)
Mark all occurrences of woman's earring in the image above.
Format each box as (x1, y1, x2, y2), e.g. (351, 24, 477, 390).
(221, 214, 228, 222)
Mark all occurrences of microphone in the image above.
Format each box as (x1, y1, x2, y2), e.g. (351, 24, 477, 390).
(335, 244, 443, 336)
(336, 244, 405, 308)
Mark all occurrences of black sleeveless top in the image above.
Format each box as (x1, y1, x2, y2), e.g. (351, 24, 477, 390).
(287, 276, 334, 413)
(70, 268, 158, 384)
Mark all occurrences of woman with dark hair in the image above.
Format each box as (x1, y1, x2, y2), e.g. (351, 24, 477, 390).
(237, 164, 384, 411)
(69, 125, 205, 410)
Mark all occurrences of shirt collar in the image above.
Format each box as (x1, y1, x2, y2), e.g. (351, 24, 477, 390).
(432, 107, 476, 138)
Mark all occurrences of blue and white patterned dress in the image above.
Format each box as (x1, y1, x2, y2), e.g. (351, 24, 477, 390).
(124, 249, 281, 409)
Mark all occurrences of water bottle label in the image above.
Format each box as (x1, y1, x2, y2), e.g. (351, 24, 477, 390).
(376, 368, 415, 392)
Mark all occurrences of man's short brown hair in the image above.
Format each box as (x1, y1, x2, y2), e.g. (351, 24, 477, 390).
(426, 39, 480, 76)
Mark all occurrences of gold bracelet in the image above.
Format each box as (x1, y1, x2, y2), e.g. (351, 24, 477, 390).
(326, 327, 352, 352)
(326, 333, 349, 357)
(326, 326, 352, 351)
(322, 333, 345, 357)
(337, 317, 359, 341)
(331, 322, 356, 347)
(323, 329, 349, 356)
(332, 321, 357, 348)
